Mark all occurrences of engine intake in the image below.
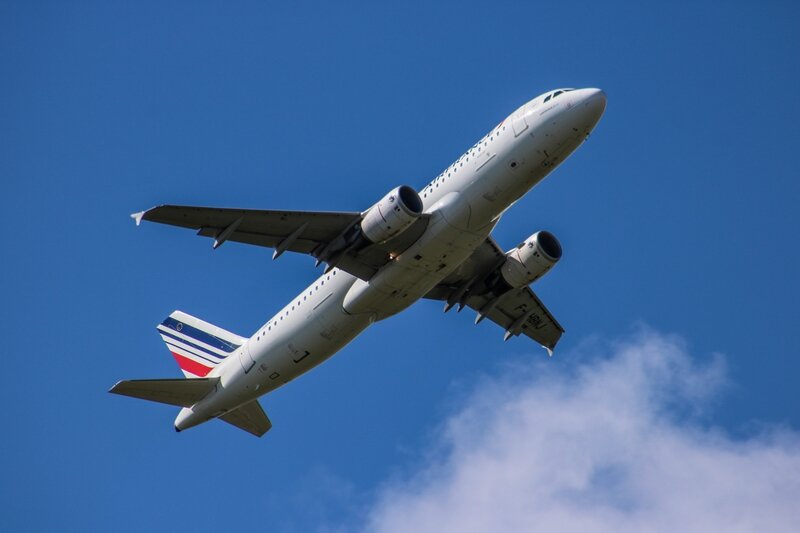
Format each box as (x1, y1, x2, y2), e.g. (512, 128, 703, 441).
(500, 231, 562, 288)
(361, 185, 424, 244)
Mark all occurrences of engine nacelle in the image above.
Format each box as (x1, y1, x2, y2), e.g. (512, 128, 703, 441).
(361, 185, 424, 244)
(500, 231, 562, 288)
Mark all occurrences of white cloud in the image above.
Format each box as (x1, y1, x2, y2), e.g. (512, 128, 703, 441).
(360, 330, 800, 533)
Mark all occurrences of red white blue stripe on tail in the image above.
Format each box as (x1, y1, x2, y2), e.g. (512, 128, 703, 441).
(157, 311, 246, 378)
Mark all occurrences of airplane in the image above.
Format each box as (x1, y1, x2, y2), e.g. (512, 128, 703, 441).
(110, 87, 607, 437)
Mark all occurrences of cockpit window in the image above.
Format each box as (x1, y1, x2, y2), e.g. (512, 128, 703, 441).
(544, 94, 552, 102)
(553, 90, 563, 98)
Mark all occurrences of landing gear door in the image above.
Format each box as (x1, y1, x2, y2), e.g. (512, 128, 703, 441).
(239, 343, 256, 373)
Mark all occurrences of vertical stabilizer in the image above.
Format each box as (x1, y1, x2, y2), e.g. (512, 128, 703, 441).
(156, 311, 247, 378)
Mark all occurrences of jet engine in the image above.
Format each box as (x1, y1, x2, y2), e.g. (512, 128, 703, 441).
(500, 231, 562, 288)
(360, 185, 424, 244)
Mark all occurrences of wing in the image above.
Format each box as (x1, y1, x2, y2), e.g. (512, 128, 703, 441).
(133, 205, 430, 281)
(424, 237, 564, 353)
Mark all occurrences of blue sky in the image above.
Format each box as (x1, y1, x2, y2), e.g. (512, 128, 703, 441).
(2, 1, 799, 531)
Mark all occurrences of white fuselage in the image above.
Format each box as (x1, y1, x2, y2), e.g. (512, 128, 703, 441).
(175, 88, 606, 431)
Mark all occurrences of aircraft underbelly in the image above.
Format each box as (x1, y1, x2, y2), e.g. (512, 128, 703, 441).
(343, 212, 493, 319)
(250, 274, 370, 391)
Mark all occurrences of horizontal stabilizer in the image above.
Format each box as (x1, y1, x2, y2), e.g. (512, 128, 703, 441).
(109, 378, 219, 407)
(219, 400, 272, 437)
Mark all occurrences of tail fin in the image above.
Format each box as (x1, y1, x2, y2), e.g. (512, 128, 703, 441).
(156, 310, 247, 378)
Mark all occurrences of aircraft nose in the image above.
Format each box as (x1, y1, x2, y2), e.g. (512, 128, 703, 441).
(580, 88, 606, 124)
(586, 88, 606, 112)
(566, 88, 606, 132)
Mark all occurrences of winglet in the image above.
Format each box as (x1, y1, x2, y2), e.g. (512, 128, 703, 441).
(545, 346, 554, 357)
(131, 211, 146, 226)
